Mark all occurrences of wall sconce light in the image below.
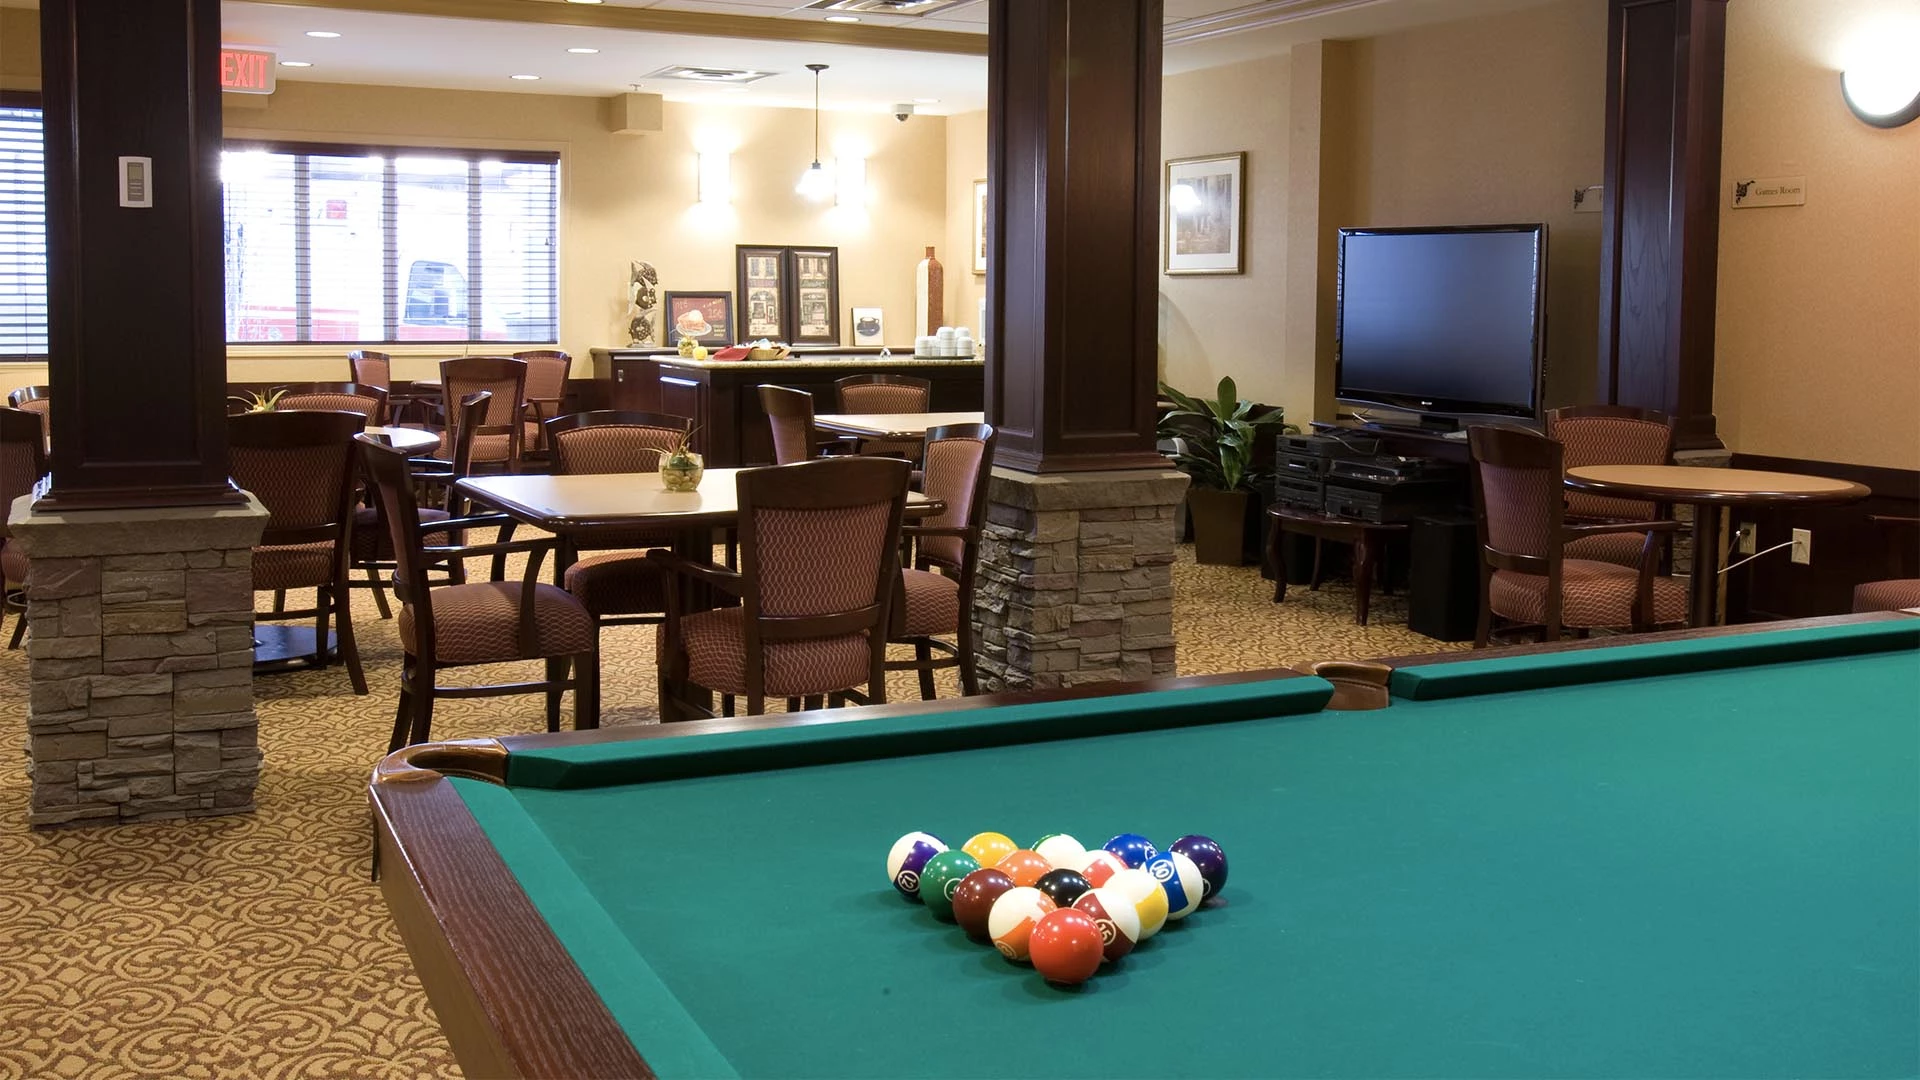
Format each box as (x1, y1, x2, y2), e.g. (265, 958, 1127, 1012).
(1841, 42, 1920, 128)
(835, 155, 866, 208)
(698, 150, 730, 204)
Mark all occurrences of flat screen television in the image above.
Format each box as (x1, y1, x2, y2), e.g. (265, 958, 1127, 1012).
(1334, 223, 1547, 426)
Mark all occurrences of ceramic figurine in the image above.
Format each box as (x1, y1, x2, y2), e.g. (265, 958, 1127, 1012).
(626, 261, 659, 346)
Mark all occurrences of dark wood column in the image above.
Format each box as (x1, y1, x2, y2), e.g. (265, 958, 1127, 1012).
(36, 0, 239, 508)
(1597, 0, 1728, 450)
(984, 0, 1167, 473)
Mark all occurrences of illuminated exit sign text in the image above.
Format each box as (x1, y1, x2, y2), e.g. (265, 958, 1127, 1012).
(220, 48, 277, 95)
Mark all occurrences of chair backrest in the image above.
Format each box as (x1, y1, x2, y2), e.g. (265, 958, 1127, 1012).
(758, 384, 818, 466)
(1547, 405, 1673, 520)
(836, 374, 931, 414)
(441, 356, 527, 460)
(356, 434, 438, 630)
(8, 386, 50, 439)
(0, 407, 47, 532)
(1468, 424, 1565, 566)
(513, 351, 572, 403)
(348, 350, 392, 389)
(916, 423, 996, 570)
(229, 409, 364, 548)
(546, 410, 690, 475)
(440, 391, 493, 483)
(276, 382, 388, 424)
(737, 458, 911, 660)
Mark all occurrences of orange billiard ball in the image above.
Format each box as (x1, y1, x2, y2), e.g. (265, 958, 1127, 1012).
(995, 848, 1053, 888)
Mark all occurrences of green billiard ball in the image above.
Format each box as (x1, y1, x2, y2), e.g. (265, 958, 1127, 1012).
(918, 850, 981, 921)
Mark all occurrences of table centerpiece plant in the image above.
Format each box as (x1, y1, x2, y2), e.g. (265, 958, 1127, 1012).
(1159, 377, 1292, 565)
(659, 427, 704, 492)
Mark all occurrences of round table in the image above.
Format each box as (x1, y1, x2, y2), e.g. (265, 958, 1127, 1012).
(1564, 465, 1871, 626)
(364, 425, 440, 455)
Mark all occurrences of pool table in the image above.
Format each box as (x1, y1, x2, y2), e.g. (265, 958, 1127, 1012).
(371, 613, 1920, 1079)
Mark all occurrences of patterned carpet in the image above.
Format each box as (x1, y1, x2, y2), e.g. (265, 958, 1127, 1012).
(0, 544, 1461, 1079)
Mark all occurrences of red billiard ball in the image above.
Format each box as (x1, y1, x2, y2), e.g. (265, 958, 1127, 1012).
(1028, 907, 1105, 986)
(951, 868, 1016, 941)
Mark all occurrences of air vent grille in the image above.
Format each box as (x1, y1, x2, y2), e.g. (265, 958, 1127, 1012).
(641, 65, 775, 84)
(803, 0, 972, 16)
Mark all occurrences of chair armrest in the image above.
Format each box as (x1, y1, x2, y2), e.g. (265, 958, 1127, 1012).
(645, 549, 745, 596)
(1563, 519, 1681, 538)
(423, 538, 552, 562)
(902, 525, 970, 538)
(423, 513, 513, 534)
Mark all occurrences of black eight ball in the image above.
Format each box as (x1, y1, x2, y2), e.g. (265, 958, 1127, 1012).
(1034, 868, 1092, 909)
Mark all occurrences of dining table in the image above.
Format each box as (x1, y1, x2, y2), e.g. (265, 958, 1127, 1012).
(811, 411, 986, 441)
(456, 468, 943, 719)
(363, 425, 439, 456)
(1564, 464, 1871, 627)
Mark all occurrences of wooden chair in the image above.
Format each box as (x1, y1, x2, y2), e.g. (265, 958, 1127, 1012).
(276, 382, 389, 425)
(437, 357, 528, 473)
(7, 386, 49, 447)
(836, 373, 931, 459)
(887, 423, 995, 698)
(544, 411, 690, 632)
(231, 409, 368, 694)
(1853, 516, 1920, 612)
(352, 392, 492, 619)
(357, 434, 600, 753)
(758, 384, 851, 465)
(347, 350, 392, 388)
(651, 456, 911, 718)
(1546, 405, 1675, 567)
(0, 407, 46, 650)
(513, 350, 572, 456)
(1468, 424, 1688, 645)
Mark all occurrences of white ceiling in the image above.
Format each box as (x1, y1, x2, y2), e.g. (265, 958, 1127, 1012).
(215, 0, 1567, 113)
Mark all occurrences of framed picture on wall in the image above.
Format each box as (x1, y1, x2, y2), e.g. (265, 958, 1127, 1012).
(1164, 151, 1246, 275)
(972, 178, 988, 276)
(663, 291, 733, 347)
(788, 247, 840, 345)
(736, 245, 786, 341)
(851, 307, 884, 346)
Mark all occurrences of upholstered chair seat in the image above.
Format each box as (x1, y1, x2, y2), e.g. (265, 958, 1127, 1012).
(0, 540, 26, 585)
(1491, 561, 1689, 628)
(565, 553, 669, 620)
(1548, 407, 1676, 569)
(658, 608, 871, 698)
(398, 581, 595, 666)
(540, 410, 693, 632)
(252, 542, 336, 592)
(1853, 579, 1920, 613)
(896, 568, 961, 637)
(1563, 530, 1649, 566)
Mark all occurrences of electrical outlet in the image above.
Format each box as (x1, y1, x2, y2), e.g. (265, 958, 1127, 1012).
(1790, 528, 1812, 565)
(1734, 522, 1756, 555)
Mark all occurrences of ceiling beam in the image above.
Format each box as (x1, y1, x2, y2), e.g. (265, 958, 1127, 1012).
(243, 0, 988, 55)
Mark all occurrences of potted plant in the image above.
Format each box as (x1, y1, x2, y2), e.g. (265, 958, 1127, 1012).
(1159, 377, 1291, 566)
(227, 387, 288, 414)
(659, 427, 704, 492)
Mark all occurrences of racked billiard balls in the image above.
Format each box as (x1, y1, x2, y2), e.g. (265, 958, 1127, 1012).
(1169, 834, 1228, 899)
(885, 831, 947, 901)
(1078, 849, 1128, 888)
(987, 886, 1057, 962)
(1032, 832, 1087, 868)
(1106, 867, 1170, 939)
(919, 850, 981, 921)
(995, 848, 1054, 888)
(1028, 907, 1104, 986)
(962, 831, 1018, 869)
(1071, 887, 1141, 963)
(1103, 832, 1158, 869)
(1144, 850, 1204, 921)
(1034, 867, 1092, 910)
(951, 867, 1016, 941)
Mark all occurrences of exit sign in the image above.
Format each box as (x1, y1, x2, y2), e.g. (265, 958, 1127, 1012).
(220, 48, 276, 95)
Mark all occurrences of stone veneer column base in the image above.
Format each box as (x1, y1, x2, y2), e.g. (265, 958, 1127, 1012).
(972, 468, 1191, 692)
(8, 495, 269, 827)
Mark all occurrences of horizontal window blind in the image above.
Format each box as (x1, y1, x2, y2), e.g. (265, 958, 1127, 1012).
(0, 104, 46, 357)
(224, 142, 558, 345)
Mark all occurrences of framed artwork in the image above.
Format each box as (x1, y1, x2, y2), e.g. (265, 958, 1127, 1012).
(1164, 151, 1246, 275)
(789, 247, 840, 345)
(663, 291, 732, 347)
(735, 245, 786, 341)
(851, 307, 884, 346)
(972, 178, 988, 276)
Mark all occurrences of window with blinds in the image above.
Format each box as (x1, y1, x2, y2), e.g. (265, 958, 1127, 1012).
(222, 142, 558, 345)
(0, 100, 46, 358)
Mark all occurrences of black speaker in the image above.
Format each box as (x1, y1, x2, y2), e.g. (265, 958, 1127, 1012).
(1408, 515, 1480, 641)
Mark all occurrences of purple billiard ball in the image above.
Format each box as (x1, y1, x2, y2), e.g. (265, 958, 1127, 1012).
(1103, 833, 1158, 869)
(1169, 834, 1228, 899)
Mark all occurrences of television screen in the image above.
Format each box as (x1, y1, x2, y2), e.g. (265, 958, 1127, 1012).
(1335, 224, 1545, 420)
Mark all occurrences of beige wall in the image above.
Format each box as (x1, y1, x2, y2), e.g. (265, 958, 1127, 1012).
(0, 7, 37, 92)
(941, 108, 987, 347)
(1341, 0, 1608, 410)
(1714, 0, 1920, 470)
(1159, 54, 1294, 412)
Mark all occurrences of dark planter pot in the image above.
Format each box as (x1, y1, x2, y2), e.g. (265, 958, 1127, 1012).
(1188, 487, 1252, 566)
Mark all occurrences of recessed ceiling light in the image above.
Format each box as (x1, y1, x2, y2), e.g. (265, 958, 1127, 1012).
(914, 97, 938, 104)
(279, 60, 312, 68)
(825, 14, 860, 21)
(511, 74, 542, 81)
(304, 30, 340, 38)
(567, 47, 600, 54)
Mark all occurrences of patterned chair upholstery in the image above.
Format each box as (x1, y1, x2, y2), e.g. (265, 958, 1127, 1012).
(544, 411, 689, 628)
(357, 434, 599, 752)
(1853, 516, 1920, 613)
(350, 393, 493, 619)
(231, 409, 368, 694)
(1470, 424, 1688, 644)
(0, 407, 46, 650)
(7, 387, 50, 447)
(435, 357, 527, 472)
(652, 457, 911, 718)
(887, 424, 995, 698)
(513, 351, 572, 453)
(347, 351, 392, 389)
(277, 382, 388, 425)
(1547, 406, 1675, 567)
(837, 374, 932, 459)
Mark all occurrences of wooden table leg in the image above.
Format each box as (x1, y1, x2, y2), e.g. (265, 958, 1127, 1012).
(1354, 531, 1378, 626)
(1688, 502, 1721, 628)
(1269, 517, 1287, 603)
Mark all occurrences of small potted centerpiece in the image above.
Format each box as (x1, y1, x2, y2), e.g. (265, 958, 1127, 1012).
(1159, 377, 1290, 566)
(659, 427, 704, 492)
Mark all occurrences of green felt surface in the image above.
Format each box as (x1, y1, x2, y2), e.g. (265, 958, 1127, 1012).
(471, 646, 1920, 1080)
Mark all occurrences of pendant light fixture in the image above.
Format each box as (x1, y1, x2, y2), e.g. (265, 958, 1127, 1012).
(796, 63, 833, 200)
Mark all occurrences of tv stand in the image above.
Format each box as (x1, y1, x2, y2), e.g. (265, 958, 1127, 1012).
(1311, 419, 1472, 462)
(1352, 414, 1460, 436)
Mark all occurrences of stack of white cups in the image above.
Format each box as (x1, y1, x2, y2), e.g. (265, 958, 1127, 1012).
(916, 327, 976, 358)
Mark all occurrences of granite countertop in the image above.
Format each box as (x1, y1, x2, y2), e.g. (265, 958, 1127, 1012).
(652, 355, 983, 370)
